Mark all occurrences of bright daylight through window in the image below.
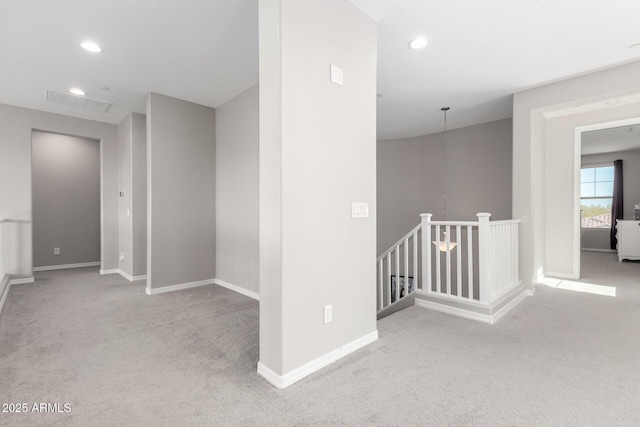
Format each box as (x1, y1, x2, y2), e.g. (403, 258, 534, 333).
(581, 165, 614, 228)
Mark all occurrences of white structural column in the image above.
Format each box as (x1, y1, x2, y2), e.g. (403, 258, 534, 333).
(258, 0, 378, 389)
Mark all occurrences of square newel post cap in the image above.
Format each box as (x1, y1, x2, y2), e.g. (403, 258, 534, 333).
(476, 212, 492, 219)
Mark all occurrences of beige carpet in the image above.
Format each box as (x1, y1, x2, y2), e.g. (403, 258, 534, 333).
(1, 252, 640, 426)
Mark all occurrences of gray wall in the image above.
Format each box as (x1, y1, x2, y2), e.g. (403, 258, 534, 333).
(259, 0, 377, 377)
(32, 131, 100, 267)
(132, 113, 147, 277)
(215, 84, 259, 295)
(377, 119, 512, 255)
(117, 112, 147, 279)
(0, 103, 118, 280)
(146, 92, 215, 291)
(581, 148, 640, 251)
(118, 115, 133, 275)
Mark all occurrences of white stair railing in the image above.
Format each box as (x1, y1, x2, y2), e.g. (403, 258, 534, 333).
(376, 224, 421, 310)
(377, 213, 521, 313)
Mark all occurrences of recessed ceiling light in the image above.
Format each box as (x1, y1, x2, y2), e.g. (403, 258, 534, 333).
(629, 43, 640, 50)
(409, 37, 429, 49)
(80, 41, 102, 53)
(69, 88, 85, 96)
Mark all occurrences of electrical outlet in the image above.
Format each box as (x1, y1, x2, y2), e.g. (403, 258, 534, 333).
(119, 251, 125, 261)
(53, 247, 60, 256)
(324, 305, 333, 324)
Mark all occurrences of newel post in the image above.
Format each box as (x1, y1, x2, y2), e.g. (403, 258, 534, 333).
(477, 212, 492, 304)
(420, 214, 432, 292)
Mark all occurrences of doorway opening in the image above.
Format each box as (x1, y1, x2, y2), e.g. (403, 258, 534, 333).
(575, 118, 640, 279)
(31, 130, 102, 271)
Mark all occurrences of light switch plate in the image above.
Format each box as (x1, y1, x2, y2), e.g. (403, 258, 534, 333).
(330, 64, 343, 86)
(324, 305, 333, 324)
(351, 202, 369, 219)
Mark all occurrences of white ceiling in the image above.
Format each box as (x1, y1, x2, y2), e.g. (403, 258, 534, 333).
(582, 124, 640, 155)
(1, 0, 640, 140)
(0, 0, 259, 124)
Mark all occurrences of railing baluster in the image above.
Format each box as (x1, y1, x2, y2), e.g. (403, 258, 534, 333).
(395, 246, 400, 302)
(404, 237, 409, 298)
(421, 214, 432, 294)
(467, 225, 473, 300)
(413, 230, 418, 293)
(435, 224, 441, 294)
(456, 225, 462, 298)
(386, 254, 391, 306)
(378, 260, 383, 311)
(445, 225, 451, 296)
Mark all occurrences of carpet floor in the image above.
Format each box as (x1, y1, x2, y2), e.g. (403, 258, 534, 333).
(1, 252, 640, 426)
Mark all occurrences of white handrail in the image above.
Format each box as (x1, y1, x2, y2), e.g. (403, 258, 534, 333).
(377, 224, 421, 262)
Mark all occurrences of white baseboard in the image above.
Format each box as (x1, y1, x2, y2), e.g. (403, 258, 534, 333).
(0, 276, 35, 316)
(118, 270, 147, 282)
(415, 289, 529, 325)
(145, 278, 215, 295)
(214, 278, 259, 301)
(10, 277, 35, 285)
(257, 330, 379, 389)
(581, 248, 616, 253)
(33, 261, 100, 272)
(100, 269, 119, 275)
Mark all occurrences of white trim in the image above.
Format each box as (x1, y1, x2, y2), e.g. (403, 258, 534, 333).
(10, 277, 35, 285)
(544, 271, 579, 280)
(581, 248, 616, 253)
(214, 278, 259, 301)
(145, 278, 215, 295)
(33, 261, 100, 272)
(573, 127, 582, 280)
(257, 330, 378, 389)
(415, 290, 529, 324)
(118, 270, 147, 282)
(100, 269, 119, 275)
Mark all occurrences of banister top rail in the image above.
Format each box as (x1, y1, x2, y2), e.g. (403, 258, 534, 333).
(428, 220, 478, 227)
(377, 223, 421, 262)
(487, 219, 522, 225)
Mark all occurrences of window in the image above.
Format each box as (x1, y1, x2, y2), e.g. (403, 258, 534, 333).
(580, 165, 614, 228)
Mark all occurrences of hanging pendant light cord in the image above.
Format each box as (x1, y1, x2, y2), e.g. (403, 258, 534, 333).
(441, 107, 449, 221)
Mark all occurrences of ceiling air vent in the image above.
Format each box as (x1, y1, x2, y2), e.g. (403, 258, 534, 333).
(45, 89, 113, 113)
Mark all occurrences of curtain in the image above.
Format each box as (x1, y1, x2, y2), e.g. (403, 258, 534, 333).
(610, 159, 623, 250)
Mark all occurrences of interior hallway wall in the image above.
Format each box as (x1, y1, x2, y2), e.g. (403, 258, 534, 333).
(377, 118, 512, 255)
(146, 93, 216, 292)
(118, 112, 147, 279)
(259, 0, 377, 386)
(32, 131, 100, 268)
(0, 103, 118, 281)
(215, 84, 259, 296)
